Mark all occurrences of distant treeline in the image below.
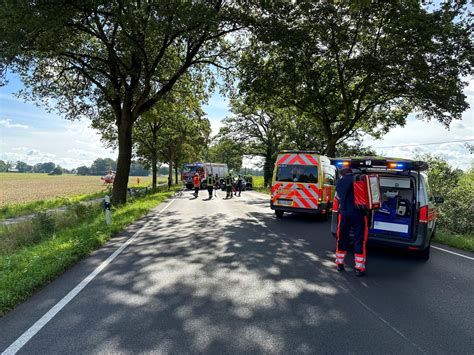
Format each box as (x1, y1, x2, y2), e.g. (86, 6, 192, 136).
(1, 158, 263, 176)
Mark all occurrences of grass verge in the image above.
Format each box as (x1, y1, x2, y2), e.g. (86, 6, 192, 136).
(0, 189, 111, 221)
(433, 229, 474, 253)
(0, 186, 179, 316)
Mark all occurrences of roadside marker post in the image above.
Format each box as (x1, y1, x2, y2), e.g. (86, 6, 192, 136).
(104, 195, 111, 225)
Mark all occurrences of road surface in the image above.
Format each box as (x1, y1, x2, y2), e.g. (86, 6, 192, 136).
(1, 189, 473, 354)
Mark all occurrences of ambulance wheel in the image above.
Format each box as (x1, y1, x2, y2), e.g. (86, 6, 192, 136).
(416, 245, 431, 261)
(275, 210, 284, 218)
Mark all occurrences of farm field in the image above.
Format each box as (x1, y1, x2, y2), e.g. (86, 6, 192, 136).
(0, 173, 164, 206)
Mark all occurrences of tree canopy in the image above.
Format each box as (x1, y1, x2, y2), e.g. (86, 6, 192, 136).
(1, 0, 239, 203)
(236, 0, 473, 156)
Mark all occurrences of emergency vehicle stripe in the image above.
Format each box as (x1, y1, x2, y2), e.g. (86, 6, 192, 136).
(281, 154, 298, 164)
(288, 154, 304, 165)
(299, 184, 319, 201)
(298, 154, 313, 166)
(308, 184, 320, 199)
(305, 154, 319, 165)
(299, 186, 319, 206)
(294, 190, 315, 209)
(277, 154, 290, 164)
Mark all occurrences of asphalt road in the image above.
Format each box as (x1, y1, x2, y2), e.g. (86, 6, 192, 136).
(1, 189, 473, 354)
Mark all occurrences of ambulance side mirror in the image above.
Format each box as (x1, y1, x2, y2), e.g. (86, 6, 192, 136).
(433, 196, 444, 204)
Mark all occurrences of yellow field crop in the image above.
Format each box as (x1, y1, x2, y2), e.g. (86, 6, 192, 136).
(0, 173, 160, 206)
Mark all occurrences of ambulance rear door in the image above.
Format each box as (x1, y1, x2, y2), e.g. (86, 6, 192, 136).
(272, 153, 322, 211)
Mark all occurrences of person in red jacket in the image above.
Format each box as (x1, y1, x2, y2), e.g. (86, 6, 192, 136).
(193, 173, 201, 197)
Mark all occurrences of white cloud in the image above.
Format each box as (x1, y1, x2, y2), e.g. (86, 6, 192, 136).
(0, 118, 29, 129)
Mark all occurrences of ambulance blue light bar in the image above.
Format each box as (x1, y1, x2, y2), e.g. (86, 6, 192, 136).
(330, 157, 427, 171)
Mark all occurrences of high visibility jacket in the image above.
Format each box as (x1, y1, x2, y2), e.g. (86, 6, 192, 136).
(193, 176, 200, 188)
(225, 176, 233, 187)
(207, 176, 215, 186)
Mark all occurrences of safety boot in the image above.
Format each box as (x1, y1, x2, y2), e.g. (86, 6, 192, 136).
(355, 269, 366, 277)
(337, 264, 345, 272)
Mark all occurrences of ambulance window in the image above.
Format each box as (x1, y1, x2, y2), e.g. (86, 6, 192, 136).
(276, 164, 318, 183)
(323, 166, 336, 185)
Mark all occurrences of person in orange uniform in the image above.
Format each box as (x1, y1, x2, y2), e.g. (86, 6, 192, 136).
(335, 167, 368, 277)
(193, 173, 201, 197)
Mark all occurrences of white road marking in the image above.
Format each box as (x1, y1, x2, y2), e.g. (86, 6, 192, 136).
(1, 196, 178, 355)
(432, 245, 474, 260)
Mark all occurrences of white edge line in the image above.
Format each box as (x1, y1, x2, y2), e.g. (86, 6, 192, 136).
(431, 245, 474, 260)
(1, 195, 178, 355)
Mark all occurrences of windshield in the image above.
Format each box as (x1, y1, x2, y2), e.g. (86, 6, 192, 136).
(276, 164, 318, 183)
(183, 165, 200, 173)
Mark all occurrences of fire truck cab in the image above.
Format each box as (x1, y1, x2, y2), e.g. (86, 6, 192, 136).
(270, 151, 336, 219)
(330, 157, 443, 260)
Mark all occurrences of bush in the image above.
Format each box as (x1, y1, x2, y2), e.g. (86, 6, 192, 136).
(437, 171, 474, 235)
(31, 211, 56, 240)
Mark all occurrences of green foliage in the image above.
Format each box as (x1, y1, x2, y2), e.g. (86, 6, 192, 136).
(417, 153, 472, 235)
(16, 161, 32, 173)
(0, 160, 7, 172)
(0, 190, 109, 220)
(33, 162, 55, 173)
(31, 211, 56, 240)
(0, 187, 179, 315)
(437, 171, 474, 235)
(208, 137, 243, 172)
(1, 1, 239, 204)
(433, 229, 474, 253)
(90, 158, 116, 176)
(50, 166, 63, 175)
(76, 166, 90, 175)
(236, 1, 473, 156)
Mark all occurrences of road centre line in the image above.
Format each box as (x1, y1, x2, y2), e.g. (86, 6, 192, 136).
(1, 195, 179, 355)
(431, 245, 474, 260)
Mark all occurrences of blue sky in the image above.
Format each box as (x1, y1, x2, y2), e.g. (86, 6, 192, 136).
(0, 73, 473, 170)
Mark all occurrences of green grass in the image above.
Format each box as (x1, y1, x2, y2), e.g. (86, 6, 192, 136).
(0, 186, 180, 316)
(0, 190, 111, 221)
(252, 176, 270, 194)
(433, 229, 474, 253)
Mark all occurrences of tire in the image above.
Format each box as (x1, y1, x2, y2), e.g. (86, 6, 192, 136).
(275, 210, 284, 218)
(416, 244, 431, 261)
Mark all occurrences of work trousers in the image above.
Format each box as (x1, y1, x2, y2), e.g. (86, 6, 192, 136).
(335, 214, 369, 272)
(194, 187, 199, 196)
(207, 186, 213, 198)
(226, 186, 232, 198)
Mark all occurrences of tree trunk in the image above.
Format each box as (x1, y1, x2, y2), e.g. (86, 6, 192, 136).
(168, 160, 173, 186)
(263, 147, 275, 187)
(112, 115, 133, 205)
(325, 138, 337, 158)
(151, 152, 157, 192)
(174, 165, 178, 185)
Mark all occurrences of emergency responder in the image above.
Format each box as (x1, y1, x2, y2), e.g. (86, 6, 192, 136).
(235, 174, 243, 197)
(335, 167, 368, 276)
(225, 173, 233, 199)
(193, 173, 201, 197)
(206, 173, 215, 199)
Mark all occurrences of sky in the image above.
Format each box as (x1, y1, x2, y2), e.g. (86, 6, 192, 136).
(0, 73, 473, 170)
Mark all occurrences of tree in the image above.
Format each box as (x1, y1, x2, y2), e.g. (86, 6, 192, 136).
(1, 1, 240, 204)
(133, 74, 207, 190)
(208, 137, 243, 172)
(76, 166, 90, 176)
(15, 161, 32, 173)
(90, 158, 116, 175)
(50, 166, 63, 175)
(237, 1, 473, 157)
(220, 96, 292, 186)
(129, 161, 149, 176)
(0, 160, 7, 172)
(33, 162, 56, 173)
